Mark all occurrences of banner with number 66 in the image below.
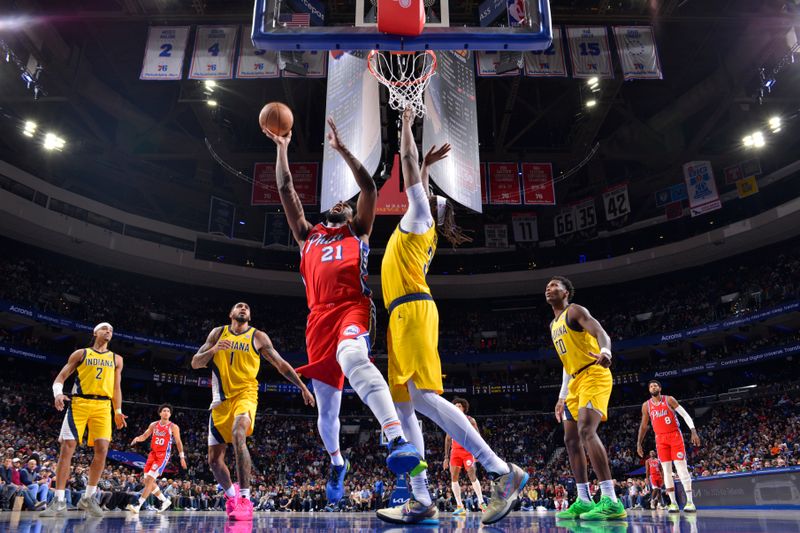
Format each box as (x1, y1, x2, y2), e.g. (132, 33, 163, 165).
(189, 26, 238, 79)
(602, 183, 630, 221)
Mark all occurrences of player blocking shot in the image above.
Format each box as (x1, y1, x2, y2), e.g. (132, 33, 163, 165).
(263, 113, 426, 510)
(127, 405, 187, 513)
(192, 302, 315, 521)
(546, 277, 627, 521)
(41, 322, 127, 517)
(376, 107, 527, 526)
(637, 380, 700, 513)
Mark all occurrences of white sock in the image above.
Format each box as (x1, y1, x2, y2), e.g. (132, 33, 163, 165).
(337, 339, 405, 441)
(577, 482, 591, 502)
(224, 485, 236, 498)
(410, 472, 432, 506)
(407, 380, 509, 475)
(240, 488, 250, 499)
(154, 489, 167, 502)
(674, 459, 694, 504)
(451, 482, 463, 508)
(55, 489, 65, 502)
(85, 485, 97, 498)
(685, 490, 694, 504)
(312, 379, 344, 466)
(667, 490, 677, 504)
(137, 497, 145, 506)
(599, 480, 617, 502)
(471, 479, 484, 504)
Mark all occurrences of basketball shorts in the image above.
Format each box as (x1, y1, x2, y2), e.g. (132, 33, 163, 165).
(387, 298, 443, 403)
(208, 388, 257, 446)
(563, 365, 613, 422)
(58, 397, 112, 445)
(656, 431, 686, 462)
(144, 451, 171, 478)
(450, 449, 476, 470)
(298, 297, 374, 390)
(650, 474, 664, 488)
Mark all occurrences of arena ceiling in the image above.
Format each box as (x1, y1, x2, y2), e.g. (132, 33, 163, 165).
(1, 0, 799, 244)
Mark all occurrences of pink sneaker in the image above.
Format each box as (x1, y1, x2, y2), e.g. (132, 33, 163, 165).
(225, 484, 241, 520)
(230, 496, 253, 521)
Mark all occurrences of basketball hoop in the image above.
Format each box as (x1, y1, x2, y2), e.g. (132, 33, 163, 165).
(367, 50, 437, 117)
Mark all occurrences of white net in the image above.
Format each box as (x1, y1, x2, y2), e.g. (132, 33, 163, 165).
(367, 50, 437, 117)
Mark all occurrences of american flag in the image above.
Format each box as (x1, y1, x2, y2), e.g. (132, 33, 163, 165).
(279, 13, 311, 28)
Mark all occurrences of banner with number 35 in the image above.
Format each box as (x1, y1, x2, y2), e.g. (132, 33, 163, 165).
(189, 26, 238, 80)
(140, 26, 190, 81)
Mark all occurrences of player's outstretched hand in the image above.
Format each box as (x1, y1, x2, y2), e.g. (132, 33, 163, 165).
(554, 398, 565, 423)
(326, 117, 344, 152)
(589, 351, 612, 368)
(442, 462, 449, 472)
(636, 443, 644, 458)
(690, 430, 701, 447)
(263, 126, 292, 148)
(424, 144, 451, 167)
(301, 387, 315, 407)
(115, 411, 128, 430)
(54, 394, 70, 412)
(402, 106, 415, 124)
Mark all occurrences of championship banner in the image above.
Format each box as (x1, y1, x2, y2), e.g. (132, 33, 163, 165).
(723, 164, 744, 185)
(683, 161, 722, 217)
(521, 163, 555, 205)
(282, 50, 327, 78)
(602, 183, 630, 221)
(736, 176, 759, 199)
(612, 26, 663, 80)
(488, 163, 522, 204)
(480, 163, 488, 204)
(208, 196, 236, 237)
(476, 51, 521, 77)
(140, 26, 190, 81)
(423, 51, 482, 212)
(189, 26, 238, 79)
(252, 162, 318, 206)
(236, 26, 278, 78)
(512, 213, 538, 242)
(524, 27, 567, 77)
(566, 26, 614, 79)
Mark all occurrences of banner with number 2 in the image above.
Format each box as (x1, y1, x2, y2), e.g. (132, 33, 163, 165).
(189, 26, 238, 79)
(140, 26, 190, 81)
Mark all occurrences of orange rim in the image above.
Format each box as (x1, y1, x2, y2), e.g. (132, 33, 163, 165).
(367, 50, 437, 88)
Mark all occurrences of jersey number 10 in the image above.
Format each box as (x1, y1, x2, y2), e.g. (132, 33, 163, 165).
(555, 338, 567, 355)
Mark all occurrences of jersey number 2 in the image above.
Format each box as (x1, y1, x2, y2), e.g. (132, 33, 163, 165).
(95, 367, 103, 380)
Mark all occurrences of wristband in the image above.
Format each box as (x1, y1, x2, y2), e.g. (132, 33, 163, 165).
(600, 347, 612, 358)
(53, 383, 63, 398)
(115, 408, 123, 415)
(180, 453, 185, 459)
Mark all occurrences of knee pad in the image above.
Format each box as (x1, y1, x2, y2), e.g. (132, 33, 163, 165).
(337, 338, 383, 397)
(661, 461, 675, 489)
(673, 460, 691, 484)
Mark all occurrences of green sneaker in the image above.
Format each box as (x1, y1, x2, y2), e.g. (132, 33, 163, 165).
(556, 498, 596, 519)
(579, 496, 627, 521)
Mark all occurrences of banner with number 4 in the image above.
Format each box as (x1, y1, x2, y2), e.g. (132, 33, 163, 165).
(602, 183, 630, 221)
(140, 26, 190, 81)
(189, 26, 238, 79)
(236, 25, 278, 78)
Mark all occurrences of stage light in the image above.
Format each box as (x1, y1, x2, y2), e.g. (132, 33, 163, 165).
(587, 76, 599, 87)
(742, 135, 753, 147)
(43, 132, 65, 151)
(586, 99, 597, 108)
(769, 116, 781, 132)
(204, 80, 217, 90)
(207, 99, 218, 107)
(23, 121, 36, 137)
(752, 131, 765, 147)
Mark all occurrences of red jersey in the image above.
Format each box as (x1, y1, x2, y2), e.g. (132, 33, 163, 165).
(150, 421, 174, 455)
(647, 457, 661, 478)
(647, 395, 680, 435)
(451, 416, 474, 455)
(299, 223, 371, 309)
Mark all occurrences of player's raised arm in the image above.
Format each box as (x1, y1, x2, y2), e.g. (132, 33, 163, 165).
(131, 422, 157, 446)
(191, 326, 228, 369)
(263, 128, 313, 244)
(569, 305, 613, 368)
(667, 396, 701, 447)
(636, 402, 650, 458)
(113, 354, 127, 429)
(52, 349, 85, 411)
(172, 424, 188, 469)
(326, 117, 377, 238)
(254, 330, 315, 407)
(443, 434, 451, 471)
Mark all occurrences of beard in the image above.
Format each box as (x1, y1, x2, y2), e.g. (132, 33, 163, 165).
(325, 211, 348, 224)
(650, 390, 661, 397)
(234, 313, 248, 324)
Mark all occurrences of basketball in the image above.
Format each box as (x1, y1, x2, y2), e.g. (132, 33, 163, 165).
(259, 102, 294, 137)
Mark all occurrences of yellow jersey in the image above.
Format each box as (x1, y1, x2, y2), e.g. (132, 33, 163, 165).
(550, 304, 600, 376)
(72, 348, 116, 398)
(210, 325, 260, 406)
(381, 224, 437, 307)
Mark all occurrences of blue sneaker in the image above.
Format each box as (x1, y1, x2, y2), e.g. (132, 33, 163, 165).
(386, 437, 428, 476)
(325, 459, 350, 504)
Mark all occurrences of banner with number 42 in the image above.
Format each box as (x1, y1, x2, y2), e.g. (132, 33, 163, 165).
(602, 183, 630, 221)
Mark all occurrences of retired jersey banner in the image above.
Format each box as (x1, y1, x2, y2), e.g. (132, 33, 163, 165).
(524, 27, 567, 77)
(484, 224, 509, 248)
(602, 183, 630, 221)
(683, 161, 722, 217)
(553, 207, 576, 237)
(476, 51, 521, 77)
(521, 163, 556, 205)
(736, 176, 759, 199)
(282, 50, 327, 78)
(723, 164, 744, 185)
(189, 26, 238, 79)
(573, 198, 597, 231)
(252, 162, 318, 206)
(140, 26, 190, 81)
(488, 163, 522, 204)
(612, 26, 663, 80)
(512, 213, 538, 242)
(236, 26, 278, 78)
(208, 196, 235, 237)
(566, 26, 614, 79)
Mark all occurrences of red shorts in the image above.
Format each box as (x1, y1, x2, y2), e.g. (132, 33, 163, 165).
(650, 474, 664, 488)
(144, 451, 170, 477)
(450, 449, 476, 470)
(298, 298, 374, 390)
(656, 431, 686, 462)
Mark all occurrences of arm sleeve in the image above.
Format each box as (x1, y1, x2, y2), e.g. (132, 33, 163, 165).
(559, 369, 571, 400)
(399, 182, 434, 235)
(674, 405, 695, 429)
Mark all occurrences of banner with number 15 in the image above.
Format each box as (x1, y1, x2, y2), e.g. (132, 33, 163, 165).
(189, 26, 238, 80)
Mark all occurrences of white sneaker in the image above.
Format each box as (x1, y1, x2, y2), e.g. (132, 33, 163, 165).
(157, 499, 172, 513)
(126, 503, 140, 514)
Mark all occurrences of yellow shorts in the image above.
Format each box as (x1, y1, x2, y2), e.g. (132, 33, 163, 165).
(387, 299, 443, 403)
(208, 389, 257, 446)
(564, 365, 613, 422)
(59, 397, 112, 445)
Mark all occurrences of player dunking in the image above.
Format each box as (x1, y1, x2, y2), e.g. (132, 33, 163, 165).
(645, 450, 665, 510)
(263, 118, 425, 509)
(546, 277, 627, 521)
(192, 302, 315, 521)
(127, 404, 187, 513)
(41, 322, 127, 517)
(637, 380, 700, 513)
(444, 398, 487, 515)
(376, 108, 527, 526)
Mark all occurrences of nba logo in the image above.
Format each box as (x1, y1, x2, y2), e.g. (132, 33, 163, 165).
(677, 452, 685, 460)
(397, 0, 411, 7)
